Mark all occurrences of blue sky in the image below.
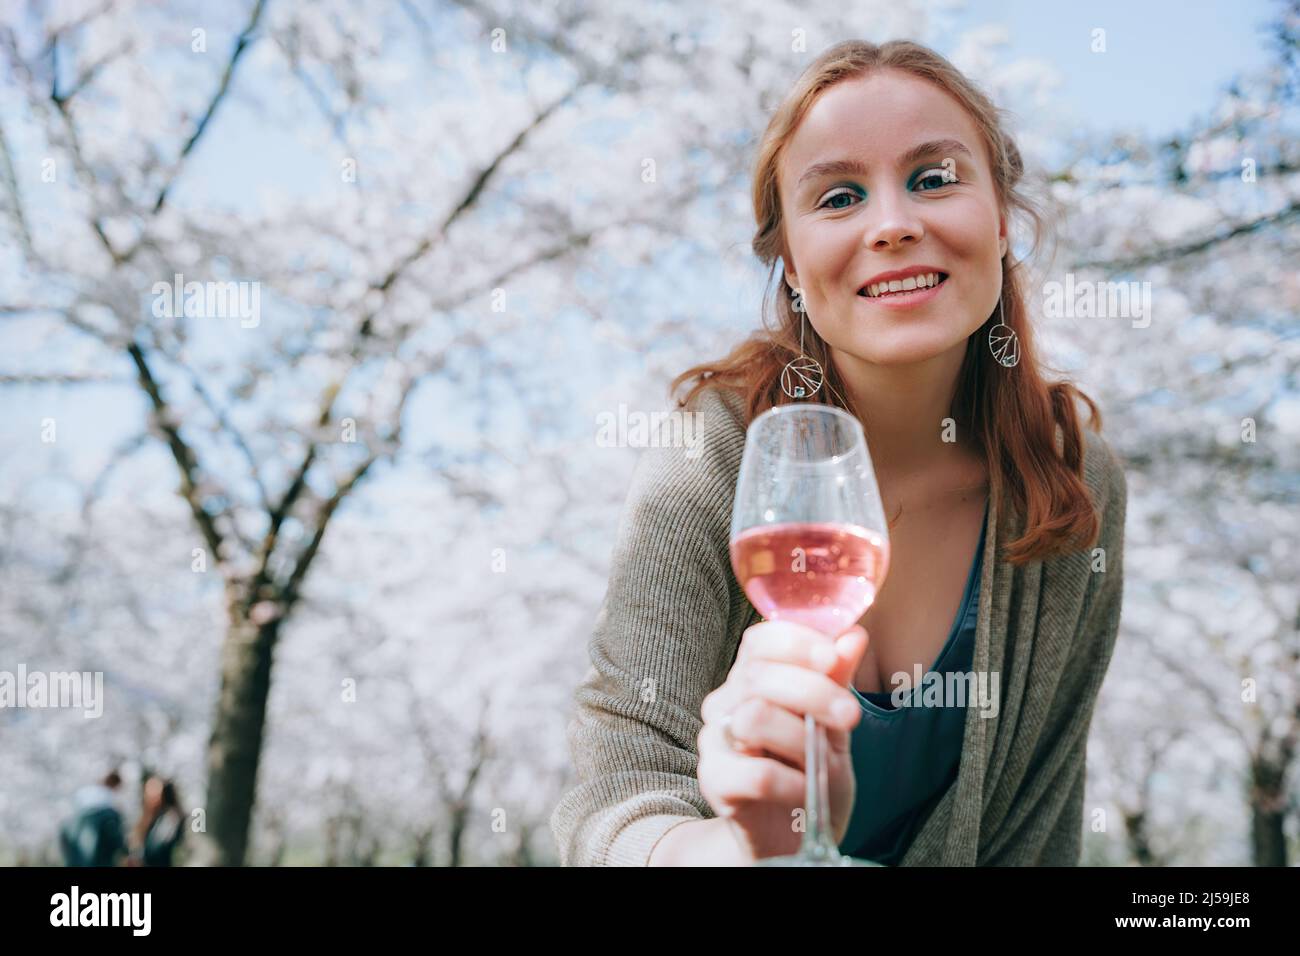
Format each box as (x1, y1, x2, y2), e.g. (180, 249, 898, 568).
(939, 0, 1278, 136)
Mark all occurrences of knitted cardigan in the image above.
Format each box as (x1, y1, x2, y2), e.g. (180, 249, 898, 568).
(551, 384, 1127, 866)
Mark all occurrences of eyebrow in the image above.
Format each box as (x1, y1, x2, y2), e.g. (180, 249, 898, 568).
(795, 138, 975, 191)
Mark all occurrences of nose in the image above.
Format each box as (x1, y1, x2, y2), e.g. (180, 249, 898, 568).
(862, 189, 924, 250)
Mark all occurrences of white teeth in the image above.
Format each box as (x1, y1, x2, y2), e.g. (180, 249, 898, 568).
(863, 272, 944, 297)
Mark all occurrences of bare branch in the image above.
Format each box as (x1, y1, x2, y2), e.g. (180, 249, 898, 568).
(181, 365, 271, 512)
(1141, 582, 1259, 753)
(125, 340, 227, 561)
(247, 380, 339, 598)
(80, 432, 150, 524)
(249, 314, 479, 602)
(1074, 200, 1300, 271)
(358, 82, 582, 318)
(52, 39, 134, 105)
(149, 0, 269, 217)
(0, 372, 125, 384)
(35, 0, 116, 61)
(11, 26, 128, 265)
(0, 118, 35, 256)
(1143, 640, 1253, 752)
(270, 31, 351, 152)
(278, 452, 377, 612)
(1052, 160, 1300, 191)
(409, 213, 666, 338)
(278, 367, 425, 610)
(444, 0, 629, 90)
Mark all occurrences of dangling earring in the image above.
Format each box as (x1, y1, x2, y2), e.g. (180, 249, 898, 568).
(988, 297, 1020, 368)
(781, 286, 824, 399)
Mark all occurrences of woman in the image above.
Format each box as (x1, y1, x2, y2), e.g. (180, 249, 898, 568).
(130, 775, 186, 867)
(551, 39, 1126, 866)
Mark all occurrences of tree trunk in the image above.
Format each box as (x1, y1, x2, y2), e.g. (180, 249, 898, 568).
(204, 607, 281, 866)
(448, 803, 467, 867)
(410, 826, 434, 867)
(1122, 811, 1157, 866)
(1250, 759, 1288, 867)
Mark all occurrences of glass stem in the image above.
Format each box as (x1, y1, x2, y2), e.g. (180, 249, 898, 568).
(799, 713, 843, 862)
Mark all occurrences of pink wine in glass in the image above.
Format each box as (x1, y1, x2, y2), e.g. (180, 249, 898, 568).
(730, 521, 890, 637)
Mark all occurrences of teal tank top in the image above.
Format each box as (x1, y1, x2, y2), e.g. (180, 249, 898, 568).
(837, 496, 989, 865)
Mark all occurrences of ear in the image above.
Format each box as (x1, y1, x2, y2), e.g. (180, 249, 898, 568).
(997, 213, 1009, 259)
(783, 257, 799, 295)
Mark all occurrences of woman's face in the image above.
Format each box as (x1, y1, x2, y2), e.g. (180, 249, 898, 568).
(778, 69, 1008, 367)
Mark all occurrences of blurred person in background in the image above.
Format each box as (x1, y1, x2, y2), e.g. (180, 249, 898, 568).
(129, 773, 186, 867)
(59, 769, 128, 867)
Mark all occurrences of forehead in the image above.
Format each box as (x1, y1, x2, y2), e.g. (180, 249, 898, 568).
(780, 70, 986, 187)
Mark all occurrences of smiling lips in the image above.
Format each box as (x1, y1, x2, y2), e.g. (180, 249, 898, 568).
(858, 268, 949, 299)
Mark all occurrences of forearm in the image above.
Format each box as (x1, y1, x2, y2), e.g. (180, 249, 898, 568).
(648, 816, 752, 866)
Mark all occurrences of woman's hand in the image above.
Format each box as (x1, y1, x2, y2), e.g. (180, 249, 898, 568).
(697, 621, 870, 862)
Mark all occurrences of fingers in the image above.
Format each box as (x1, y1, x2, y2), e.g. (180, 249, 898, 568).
(707, 659, 860, 731)
(702, 621, 870, 728)
(826, 626, 870, 688)
(725, 696, 810, 770)
(733, 620, 842, 673)
(698, 719, 806, 808)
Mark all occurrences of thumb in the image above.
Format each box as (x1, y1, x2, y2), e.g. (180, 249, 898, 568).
(829, 625, 869, 687)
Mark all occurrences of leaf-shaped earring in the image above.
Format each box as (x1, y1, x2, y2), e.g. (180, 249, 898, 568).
(988, 297, 1020, 368)
(781, 287, 824, 398)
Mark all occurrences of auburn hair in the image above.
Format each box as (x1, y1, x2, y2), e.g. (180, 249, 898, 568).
(670, 39, 1102, 565)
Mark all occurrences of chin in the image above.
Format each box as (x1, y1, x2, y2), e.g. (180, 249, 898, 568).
(837, 329, 963, 367)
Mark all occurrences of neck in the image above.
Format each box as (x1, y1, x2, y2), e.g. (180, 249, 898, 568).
(830, 341, 980, 488)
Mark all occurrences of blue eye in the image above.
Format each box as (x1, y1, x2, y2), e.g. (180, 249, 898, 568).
(913, 167, 956, 191)
(818, 187, 862, 210)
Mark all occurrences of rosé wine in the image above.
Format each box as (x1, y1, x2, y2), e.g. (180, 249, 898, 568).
(730, 521, 890, 638)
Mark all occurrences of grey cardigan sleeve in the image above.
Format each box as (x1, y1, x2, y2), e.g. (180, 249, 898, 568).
(549, 391, 745, 865)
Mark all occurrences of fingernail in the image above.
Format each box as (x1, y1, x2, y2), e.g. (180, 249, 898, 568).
(811, 644, 837, 670)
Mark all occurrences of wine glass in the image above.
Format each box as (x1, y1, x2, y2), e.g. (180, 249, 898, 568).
(729, 402, 891, 867)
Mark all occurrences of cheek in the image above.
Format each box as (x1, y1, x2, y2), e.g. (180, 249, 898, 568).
(786, 223, 819, 282)
(932, 199, 1001, 260)
(796, 223, 838, 264)
(791, 234, 842, 302)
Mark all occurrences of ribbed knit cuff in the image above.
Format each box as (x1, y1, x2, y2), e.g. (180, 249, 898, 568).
(606, 813, 698, 866)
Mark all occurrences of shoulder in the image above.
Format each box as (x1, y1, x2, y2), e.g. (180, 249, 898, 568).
(677, 384, 749, 452)
(1075, 427, 1128, 580)
(1080, 426, 1128, 523)
(632, 385, 749, 496)
(617, 385, 750, 542)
